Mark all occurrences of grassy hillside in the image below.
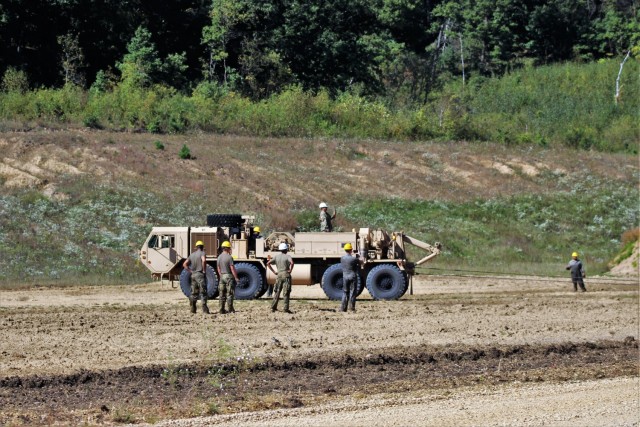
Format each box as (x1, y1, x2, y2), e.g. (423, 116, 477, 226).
(0, 130, 637, 286)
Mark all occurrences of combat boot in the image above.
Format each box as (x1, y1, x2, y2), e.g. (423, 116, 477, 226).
(201, 299, 210, 314)
(189, 298, 197, 314)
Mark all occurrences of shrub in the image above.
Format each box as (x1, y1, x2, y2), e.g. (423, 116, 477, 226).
(2, 67, 29, 93)
(154, 140, 165, 150)
(178, 144, 191, 159)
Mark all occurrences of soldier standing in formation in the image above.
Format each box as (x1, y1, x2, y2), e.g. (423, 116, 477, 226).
(217, 241, 240, 313)
(182, 240, 210, 314)
(340, 243, 362, 312)
(319, 202, 337, 232)
(566, 251, 587, 292)
(267, 242, 294, 313)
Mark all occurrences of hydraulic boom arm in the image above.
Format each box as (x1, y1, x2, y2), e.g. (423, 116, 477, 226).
(402, 234, 442, 266)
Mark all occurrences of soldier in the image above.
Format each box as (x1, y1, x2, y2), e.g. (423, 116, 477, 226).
(319, 202, 337, 232)
(340, 243, 362, 312)
(248, 226, 262, 252)
(182, 240, 209, 314)
(267, 242, 294, 313)
(217, 241, 240, 313)
(566, 251, 587, 292)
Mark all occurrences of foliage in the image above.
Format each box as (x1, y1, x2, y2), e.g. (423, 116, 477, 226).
(57, 32, 85, 87)
(0, 59, 636, 152)
(1, 67, 29, 93)
(0, 0, 637, 101)
(178, 144, 191, 159)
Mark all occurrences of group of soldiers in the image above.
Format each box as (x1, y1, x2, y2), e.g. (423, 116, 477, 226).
(183, 202, 358, 315)
(183, 202, 588, 315)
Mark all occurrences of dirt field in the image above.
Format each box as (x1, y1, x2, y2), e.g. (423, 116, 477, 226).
(1, 275, 638, 426)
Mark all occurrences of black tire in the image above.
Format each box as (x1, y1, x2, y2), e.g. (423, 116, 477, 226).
(233, 262, 264, 300)
(356, 274, 364, 296)
(401, 271, 410, 297)
(366, 264, 406, 300)
(254, 279, 269, 298)
(206, 214, 243, 228)
(321, 264, 363, 301)
(179, 265, 219, 299)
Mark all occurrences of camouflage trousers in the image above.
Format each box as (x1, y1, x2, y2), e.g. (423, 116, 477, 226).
(271, 272, 291, 311)
(340, 275, 357, 312)
(219, 273, 236, 312)
(190, 271, 207, 302)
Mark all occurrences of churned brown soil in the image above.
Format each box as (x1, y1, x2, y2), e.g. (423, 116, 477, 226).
(0, 275, 638, 426)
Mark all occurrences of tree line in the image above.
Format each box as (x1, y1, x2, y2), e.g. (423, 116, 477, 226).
(1, 0, 637, 102)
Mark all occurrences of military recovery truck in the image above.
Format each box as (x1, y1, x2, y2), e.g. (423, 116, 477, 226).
(139, 214, 441, 301)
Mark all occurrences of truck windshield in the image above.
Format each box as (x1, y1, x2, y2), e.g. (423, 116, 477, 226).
(148, 235, 175, 249)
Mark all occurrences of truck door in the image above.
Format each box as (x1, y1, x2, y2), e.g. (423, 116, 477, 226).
(146, 233, 179, 273)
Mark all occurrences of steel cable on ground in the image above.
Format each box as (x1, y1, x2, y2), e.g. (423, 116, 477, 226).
(415, 267, 638, 286)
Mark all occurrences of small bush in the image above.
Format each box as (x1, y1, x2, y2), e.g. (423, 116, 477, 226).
(2, 67, 29, 93)
(82, 114, 101, 129)
(178, 144, 191, 159)
(154, 140, 165, 150)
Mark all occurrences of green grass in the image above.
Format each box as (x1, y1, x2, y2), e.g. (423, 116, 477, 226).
(342, 173, 639, 276)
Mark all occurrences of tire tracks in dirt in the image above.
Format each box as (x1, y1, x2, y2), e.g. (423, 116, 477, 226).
(1, 339, 637, 425)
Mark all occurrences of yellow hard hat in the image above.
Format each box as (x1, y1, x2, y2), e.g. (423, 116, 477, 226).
(221, 241, 231, 248)
(572, 252, 578, 257)
(344, 243, 353, 251)
(195, 240, 204, 247)
(253, 226, 260, 233)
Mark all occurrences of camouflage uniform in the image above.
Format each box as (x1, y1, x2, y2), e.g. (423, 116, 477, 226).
(340, 253, 360, 312)
(269, 252, 293, 312)
(217, 252, 236, 312)
(188, 248, 207, 302)
(566, 258, 587, 292)
(320, 210, 333, 232)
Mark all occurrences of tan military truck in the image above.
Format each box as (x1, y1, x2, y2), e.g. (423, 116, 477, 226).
(139, 214, 441, 300)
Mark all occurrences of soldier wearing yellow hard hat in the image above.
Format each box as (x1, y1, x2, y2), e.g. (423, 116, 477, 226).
(340, 242, 362, 312)
(217, 241, 240, 314)
(182, 240, 210, 314)
(566, 251, 586, 292)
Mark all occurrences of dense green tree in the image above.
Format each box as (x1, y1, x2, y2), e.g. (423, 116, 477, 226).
(116, 26, 188, 90)
(0, 0, 637, 101)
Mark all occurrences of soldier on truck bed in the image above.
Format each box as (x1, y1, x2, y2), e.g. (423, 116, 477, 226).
(319, 202, 337, 232)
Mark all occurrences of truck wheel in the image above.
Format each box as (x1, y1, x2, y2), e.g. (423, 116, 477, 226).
(321, 264, 363, 301)
(179, 265, 219, 299)
(366, 264, 406, 300)
(206, 214, 243, 228)
(254, 279, 269, 298)
(356, 272, 366, 297)
(233, 263, 264, 300)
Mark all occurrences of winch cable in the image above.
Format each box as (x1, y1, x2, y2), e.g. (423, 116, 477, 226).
(414, 267, 638, 286)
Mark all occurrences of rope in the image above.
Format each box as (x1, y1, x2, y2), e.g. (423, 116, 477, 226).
(414, 267, 638, 286)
